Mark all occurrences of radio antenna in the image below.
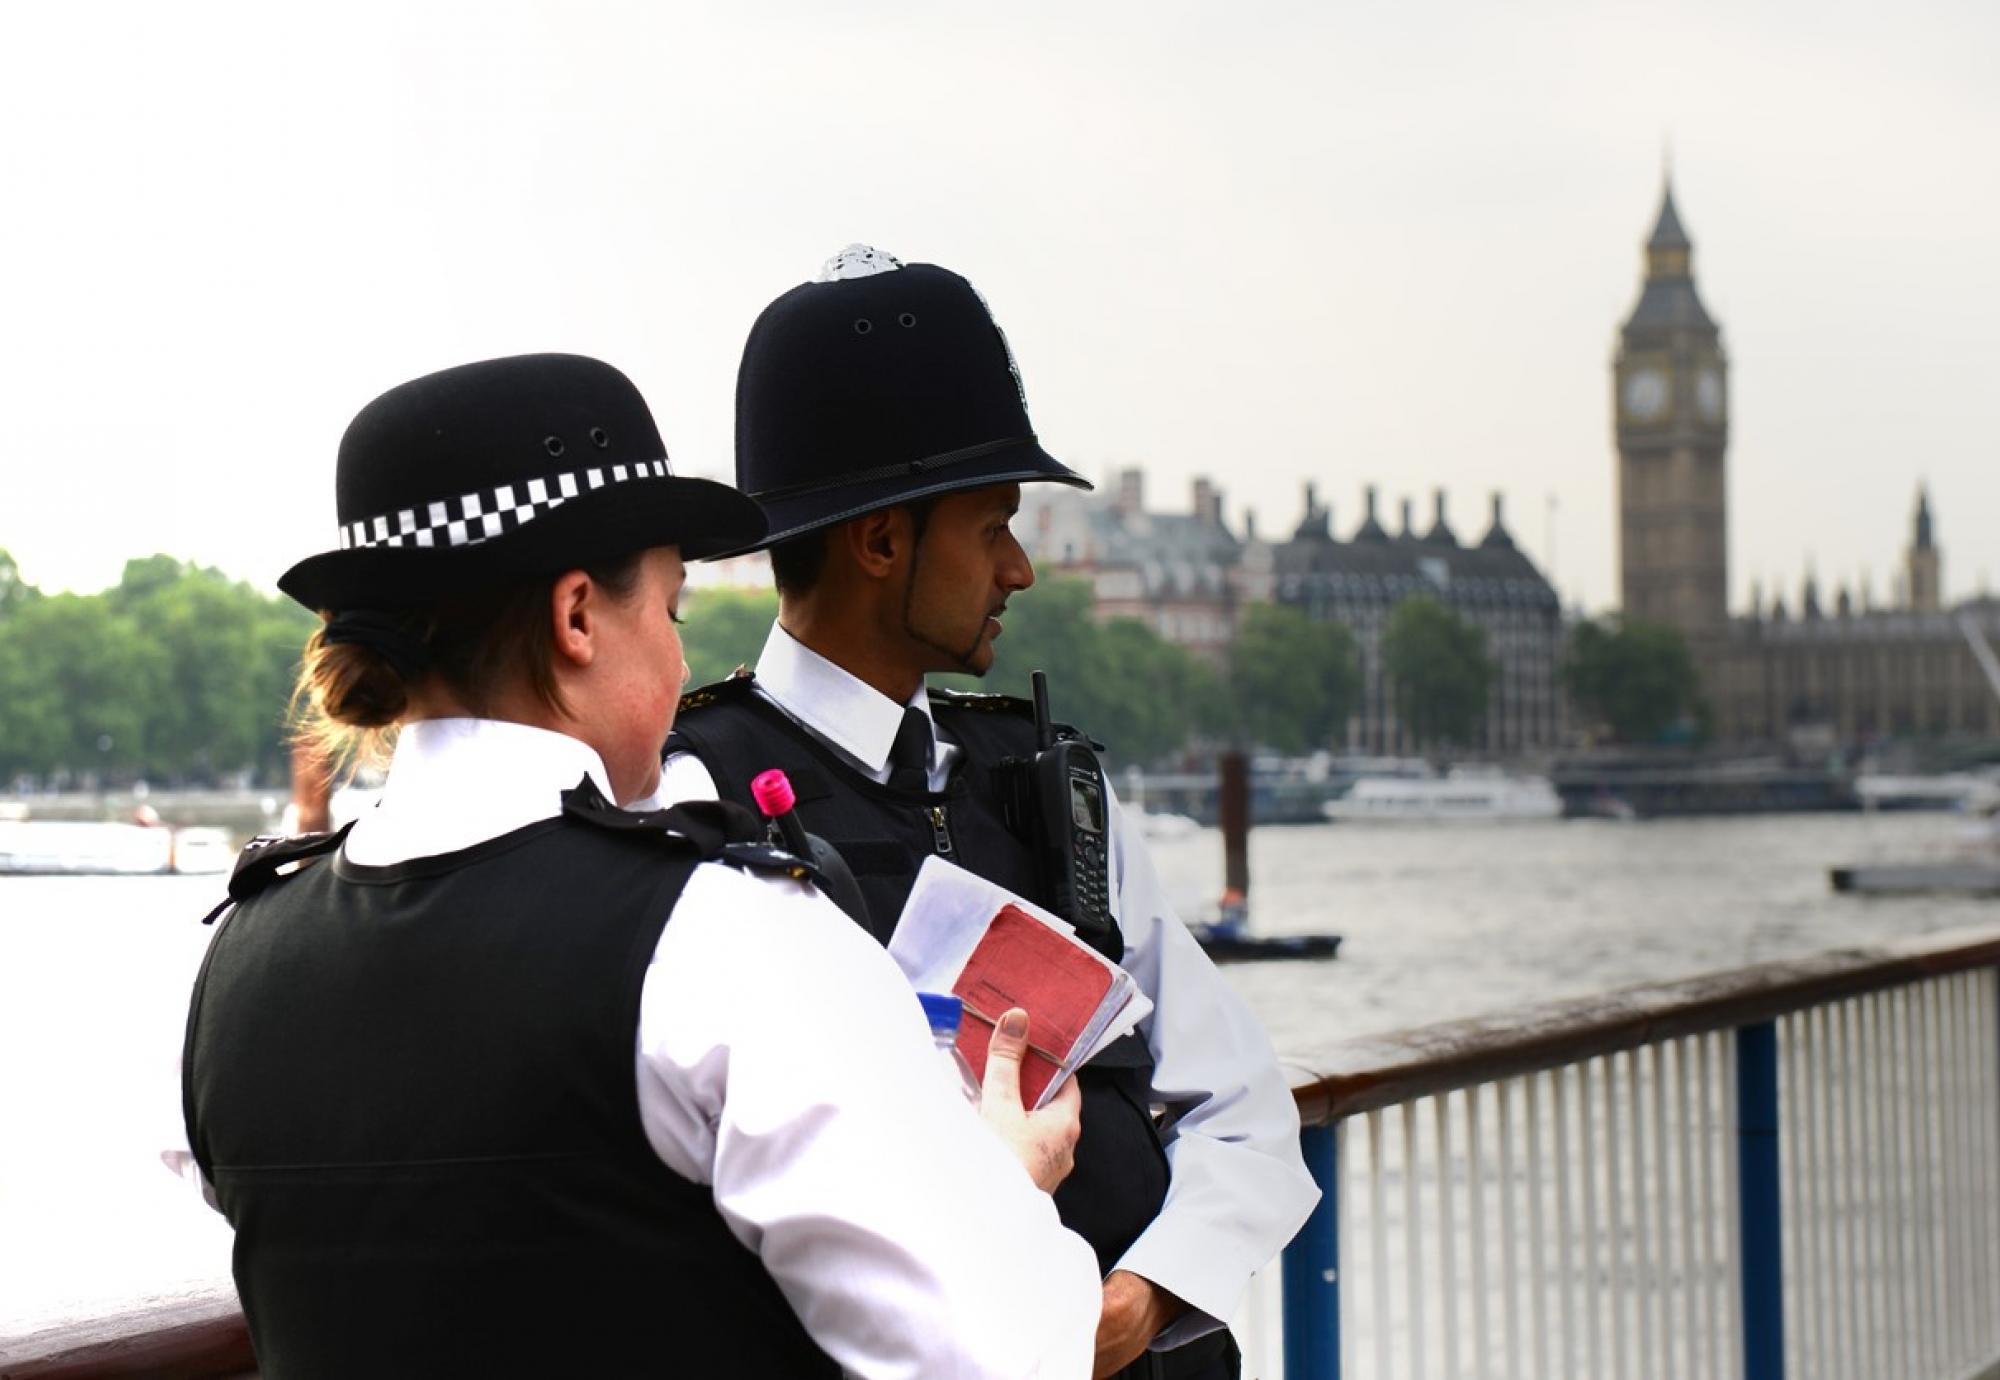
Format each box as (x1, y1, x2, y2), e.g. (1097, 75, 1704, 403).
(1030, 669, 1055, 751)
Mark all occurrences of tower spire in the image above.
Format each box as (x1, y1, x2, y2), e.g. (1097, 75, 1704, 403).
(1906, 482, 1941, 611)
(1615, 168, 1727, 642)
(1647, 180, 1692, 276)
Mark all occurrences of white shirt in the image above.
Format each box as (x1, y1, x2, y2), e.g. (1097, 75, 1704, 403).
(170, 718, 1101, 1380)
(658, 624, 1322, 1348)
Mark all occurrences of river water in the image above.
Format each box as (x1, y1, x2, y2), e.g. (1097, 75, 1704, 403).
(1, 811, 1992, 1340)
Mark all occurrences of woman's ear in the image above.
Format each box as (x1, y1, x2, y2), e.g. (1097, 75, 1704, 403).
(549, 569, 596, 668)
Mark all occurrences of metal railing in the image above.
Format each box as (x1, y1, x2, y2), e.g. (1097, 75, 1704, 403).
(1276, 923, 2000, 1379)
(12, 926, 2000, 1379)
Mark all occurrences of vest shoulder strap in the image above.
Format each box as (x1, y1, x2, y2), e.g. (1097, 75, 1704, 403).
(931, 686, 1101, 751)
(559, 775, 821, 889)
(205, 825, 354, 923)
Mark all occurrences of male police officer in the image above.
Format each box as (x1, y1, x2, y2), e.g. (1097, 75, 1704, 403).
(660, 247, 1318, 1379)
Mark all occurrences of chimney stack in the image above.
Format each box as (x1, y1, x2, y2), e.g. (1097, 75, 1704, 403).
(1114, 467, 1145, 518)
(1192, 476, 1222, 527)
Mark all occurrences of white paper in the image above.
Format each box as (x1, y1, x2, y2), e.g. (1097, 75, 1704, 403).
(887, 856, 1152, 1105)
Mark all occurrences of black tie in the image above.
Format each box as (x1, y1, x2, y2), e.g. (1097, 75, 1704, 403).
(887, 706, 934, 794)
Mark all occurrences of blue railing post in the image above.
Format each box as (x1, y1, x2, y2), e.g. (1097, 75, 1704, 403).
(1737, 1021, 1784, 1379)
(1282, 1121, 1340, 1378)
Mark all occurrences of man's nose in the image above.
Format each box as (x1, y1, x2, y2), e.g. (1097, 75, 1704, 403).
(999, 534, 1035, 593)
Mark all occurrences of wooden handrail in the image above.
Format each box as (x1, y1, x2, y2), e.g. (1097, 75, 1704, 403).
(1284, 920, 2000, 1125)
(0, 1292, 252, 1380)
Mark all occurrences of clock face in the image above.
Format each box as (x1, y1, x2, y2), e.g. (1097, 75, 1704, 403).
(1624, 367, 1668, 422)
(1697, 368, 1724, 422)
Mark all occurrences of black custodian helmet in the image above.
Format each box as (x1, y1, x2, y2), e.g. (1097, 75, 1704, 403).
(731, 246, 1091, 551)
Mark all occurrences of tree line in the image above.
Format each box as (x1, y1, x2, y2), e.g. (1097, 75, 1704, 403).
(683, 579, 1533, 769)
(0, 545, 1699, 789)
(0, 551, 318, 787)
(678, 583, 1703, 760)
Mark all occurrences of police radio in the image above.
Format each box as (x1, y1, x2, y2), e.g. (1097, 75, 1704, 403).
(1022, 670, 1118, 956)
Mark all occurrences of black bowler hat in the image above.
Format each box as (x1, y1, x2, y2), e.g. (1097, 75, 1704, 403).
(731, 247, 1092, 550)
(279, 354, 765, 611)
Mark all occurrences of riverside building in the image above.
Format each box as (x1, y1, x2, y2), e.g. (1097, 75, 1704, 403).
(1017, 472, 1564, 754)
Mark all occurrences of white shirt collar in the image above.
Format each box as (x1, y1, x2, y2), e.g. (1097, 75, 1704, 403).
(343, 718, 617, 866)
(755, 622, 937, 777)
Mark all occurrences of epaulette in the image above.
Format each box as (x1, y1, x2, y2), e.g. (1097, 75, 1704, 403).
(717, 840, 819, 883)
(929, 686, 1033, 715)
(201, 825, 354, 924)
(558, 775, 818, 886)
(677, 666, 757, 715)
(931, 686, 1102, 750)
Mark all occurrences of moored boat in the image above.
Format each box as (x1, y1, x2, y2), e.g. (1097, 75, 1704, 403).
(1855, 771, 2000, 813)
(0, 819, 235, 876)
(1321, 771, 1563, 824)
(1830, 862, 2000, 897)
(1191, 926, 1343, 963)
(0, 820, 175, 875)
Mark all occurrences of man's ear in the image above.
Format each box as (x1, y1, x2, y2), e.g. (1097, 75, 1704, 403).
(839, 508, 913, 580)
(549, 569, 596, 668)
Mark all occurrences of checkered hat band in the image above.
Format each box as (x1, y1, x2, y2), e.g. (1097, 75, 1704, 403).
(335, 460, 673, 552)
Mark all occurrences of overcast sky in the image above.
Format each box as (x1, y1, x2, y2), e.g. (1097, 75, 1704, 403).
(3, 0, 1994, 615)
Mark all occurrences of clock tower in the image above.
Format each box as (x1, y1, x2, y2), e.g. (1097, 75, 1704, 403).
(1614, 179, 1729, 639)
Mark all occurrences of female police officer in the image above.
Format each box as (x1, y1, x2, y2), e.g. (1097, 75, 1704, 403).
(174, 354, 1097, 1378)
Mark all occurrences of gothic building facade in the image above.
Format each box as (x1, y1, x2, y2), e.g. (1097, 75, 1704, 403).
(1610, 185, 2000, 747)
(1708, 493, 2000, 745)
(1018, 473, 1564, 754)
(1270, 486, 1562, 754)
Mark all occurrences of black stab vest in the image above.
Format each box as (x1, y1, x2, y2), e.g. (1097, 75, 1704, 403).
(183, 805, 841, 1379)
(667, 676, 1171, 1273)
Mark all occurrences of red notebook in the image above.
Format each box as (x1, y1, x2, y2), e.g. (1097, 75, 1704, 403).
(952, 904, 1116, 1108)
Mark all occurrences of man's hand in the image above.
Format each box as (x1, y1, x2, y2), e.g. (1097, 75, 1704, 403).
(1093, 1271, 1188, 1378)
(977, 1007, 1082, 1192)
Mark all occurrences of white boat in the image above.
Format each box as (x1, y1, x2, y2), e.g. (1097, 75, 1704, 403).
(1321, 772, 1563, 824)
(0, 820, 176, 875)
(169, 826, 236, 875)
(1855, 771, 2000, 813)
(0, 819, 238, 876)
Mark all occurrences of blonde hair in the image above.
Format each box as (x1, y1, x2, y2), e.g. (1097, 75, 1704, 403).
(289, 556, 646, 776)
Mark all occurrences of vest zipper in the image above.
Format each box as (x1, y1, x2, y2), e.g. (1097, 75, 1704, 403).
(927, 804, 955, 857)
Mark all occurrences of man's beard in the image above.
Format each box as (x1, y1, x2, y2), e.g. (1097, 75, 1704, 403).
(901, 543, 991, 675)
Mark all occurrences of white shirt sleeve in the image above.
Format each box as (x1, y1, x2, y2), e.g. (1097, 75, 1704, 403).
(637, 862, 1101, 1379)
(1102, 784, 1321, 1347)
(162, 1072, 222, 1210)
(651, 748, 722, 808)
